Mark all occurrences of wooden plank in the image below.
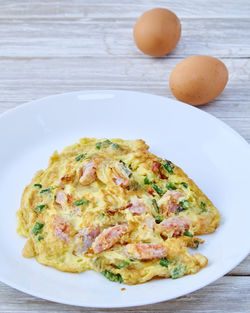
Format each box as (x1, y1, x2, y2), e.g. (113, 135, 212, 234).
(0, 58, 249, 102)
(0, 58, 249, 141)
(0, 276, 249, 312)
(0, 0, 250, 311)
(0, 0, 250, 19)
(229, 254, 250, 275)
(0, 18, 249, 58)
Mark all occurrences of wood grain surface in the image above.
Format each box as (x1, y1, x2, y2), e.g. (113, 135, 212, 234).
(0, 0, 249, 312)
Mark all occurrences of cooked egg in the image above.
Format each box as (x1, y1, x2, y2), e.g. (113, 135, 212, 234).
(17, 138, 220, 284)
(133, 8, 181, 57)
(169, 55, 229, 106)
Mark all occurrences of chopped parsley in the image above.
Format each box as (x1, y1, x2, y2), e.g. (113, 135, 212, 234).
(102, 139, 112, 147)
(200, 201, 207, 212)
(181, 182, 188, 188)
(96, 140, 120, 150)
(96, 139, 112, 150)
(194, 240, 200, 248)
(183, 231, 193, 237)
(75, 153, 86, 162)
(32, 222, 44, 235)
(144, 176, 151, 185)
(200, 201, 206, 209)
(99, 212, 106, 218)
(40, 188, 51, 194)
(152, 199, 160, 214)
(115, 260, 129, 269)
(162, 160, 174, 174)
(112, 143, 120, 149)
(170, 264, 186, 279)
(166, 182, 177, 190)
(96, 142, 102, 150)
(179, 200, 190, 211)
(152, 184, 163, 195)
(102, 270, 123, 283)
(159, 258, 172, 268)
(73, 199, 88, 206)
(33, 204, 46, 213)
(38, 234, 44, 241)
(34, 184, 42, 189)
(155, 215, 163, 223)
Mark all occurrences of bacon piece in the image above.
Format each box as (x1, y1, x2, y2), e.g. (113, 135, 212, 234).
(152, 161, 161, 174)
(61, 174, 73, 183)
(106, 203, 131, 216)
(66, 193, 73, 204)
(74, 226, 100, 256)
(160, 173, 167, 180)
(92, 224, 128, 253)
(161, 190, 184, 214)
(55, 190, 67, 207)
(125, 243, 166, 260)
(53, 215, 71, 243)
(159, 217, 191, 237)
(129, 199, 146, 215)
(148, 188, 154, 196)
(79, 160, 97, 185)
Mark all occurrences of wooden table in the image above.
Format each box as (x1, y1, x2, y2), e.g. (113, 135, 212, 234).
(1, 1, 249, 312)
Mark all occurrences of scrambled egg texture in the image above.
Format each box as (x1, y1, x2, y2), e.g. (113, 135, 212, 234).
(17, 138, 220, 284)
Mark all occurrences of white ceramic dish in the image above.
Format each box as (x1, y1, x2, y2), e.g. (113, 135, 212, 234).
(0, 90, 249, 308)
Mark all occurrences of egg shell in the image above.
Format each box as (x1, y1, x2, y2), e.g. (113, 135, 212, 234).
(169, 55, 229, 106)
(133, 8, 181, 57)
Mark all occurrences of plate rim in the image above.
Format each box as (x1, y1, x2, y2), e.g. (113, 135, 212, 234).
(0, 89, 250, 308)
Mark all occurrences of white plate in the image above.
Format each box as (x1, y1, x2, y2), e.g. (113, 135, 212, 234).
(0, 90, 250, 308)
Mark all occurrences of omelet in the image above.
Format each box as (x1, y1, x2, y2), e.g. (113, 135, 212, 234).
(17, 138, 220, 284)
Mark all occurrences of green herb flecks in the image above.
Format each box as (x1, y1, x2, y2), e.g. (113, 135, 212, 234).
(155, 215, 163, 224)
(34, 184, 42, 189)
(162, 160, 174, 174)
(32, 222, 44, 235)
(73, 199, 88, 206)
(99, 212, 106, 218)
(96, 142, 102, 150)
(115, 260, 129, 269)
(194, 240, 200, 248)
(183, 231, 193, 237)
(38, 234, 45, 241)
(159, 258, 172, 268)
(112, 143, 120, 149)
(166, 182, 177, 190)
(144, 176, 151, 185)
(181, 182, 188, 188)
(102, 270, 123, 283)
(200, 201, 207, 212)
(152, 184, 163, 195)
(40, 188, 51, 194)
(170, 264, 187, 279)
(178, 200, 190, 212)
(152, 199, 160, 214)
(102, 139, 112, 147)
(34, 204, 46, 213)
(75, 153, 87, 162)
(96, 139, 120, 150)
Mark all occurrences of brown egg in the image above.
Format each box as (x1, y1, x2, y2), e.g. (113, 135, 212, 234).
(133, 8, 181, 57)
(169, 55, 229, 106)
